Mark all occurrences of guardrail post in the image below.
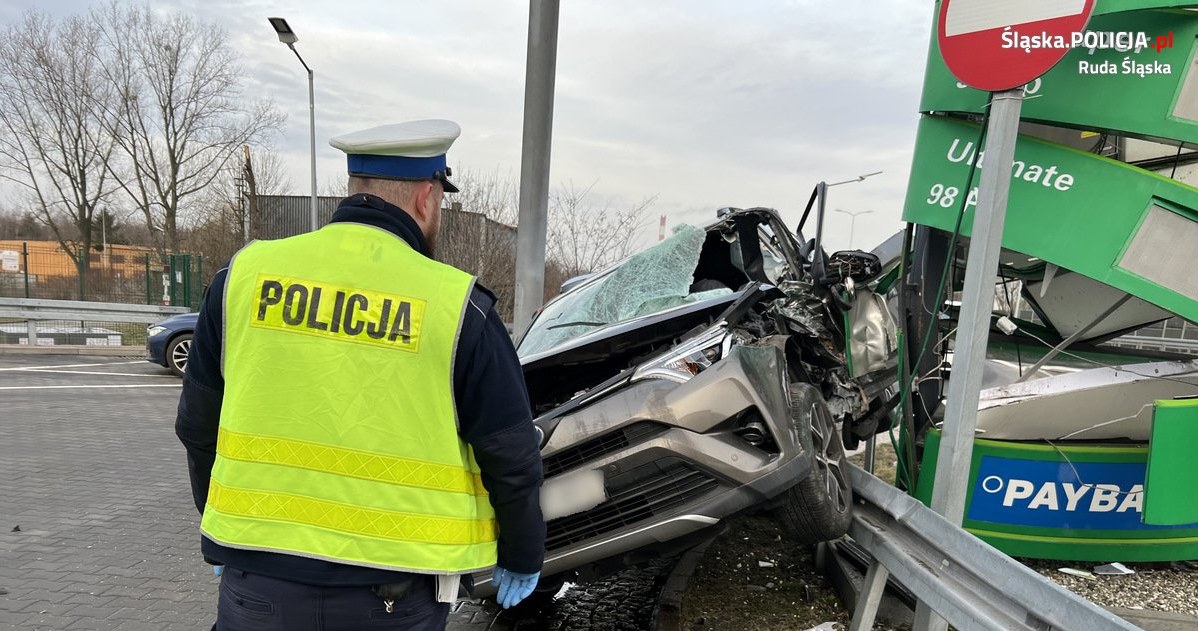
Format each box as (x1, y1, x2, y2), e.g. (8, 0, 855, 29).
(848, 559, 890, 631)
(26, 319, 37, 346)
(22, 242, 30, 299)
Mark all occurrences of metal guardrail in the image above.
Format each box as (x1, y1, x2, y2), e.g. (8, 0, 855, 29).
(845, 464, 1140, 631)
(0, 297, 190, 324)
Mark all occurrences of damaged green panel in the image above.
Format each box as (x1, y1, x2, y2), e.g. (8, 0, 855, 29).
(1096, 0, 1198, 14)
(1144, 399, 1198, 526)
(901, 115, 1198, 324)
(921, 9, 1198, 145)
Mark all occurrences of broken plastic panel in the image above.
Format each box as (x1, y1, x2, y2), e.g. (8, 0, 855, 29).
(1144, 398, 1198, 526)
(975, 359, 1198, 441)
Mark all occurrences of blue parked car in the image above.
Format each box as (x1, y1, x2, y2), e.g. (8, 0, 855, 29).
(146, 312, 198, 377)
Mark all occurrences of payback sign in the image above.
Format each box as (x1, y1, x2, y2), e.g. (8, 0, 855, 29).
(967, 456, 1198, 532)
(938, 0, 1097, 92)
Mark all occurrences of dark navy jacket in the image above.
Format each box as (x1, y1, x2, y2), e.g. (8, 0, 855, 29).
(175, 193, 545, 586)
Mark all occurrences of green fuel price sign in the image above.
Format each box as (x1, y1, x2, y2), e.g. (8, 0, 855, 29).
(1096, 0, 1198, 14)
(921, 9, 1198, 145)
(903, 114, 1198, 323)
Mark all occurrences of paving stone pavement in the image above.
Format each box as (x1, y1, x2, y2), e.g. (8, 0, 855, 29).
(0, 355, 521, 631)
(0, 356, 215, 630)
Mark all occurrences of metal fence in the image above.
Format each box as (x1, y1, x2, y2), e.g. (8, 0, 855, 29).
(0, 241, 204, 310)
(253, 195, 340, 240)
(1106, 316, 1198, 355)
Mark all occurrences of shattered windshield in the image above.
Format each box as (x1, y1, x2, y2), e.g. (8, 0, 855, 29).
(518, 224, 733, 357)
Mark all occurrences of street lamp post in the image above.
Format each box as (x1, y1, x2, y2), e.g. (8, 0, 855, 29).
(833, 208, 874, 249)
(826, 170, 883, 188)
(268, 17, 318, 232)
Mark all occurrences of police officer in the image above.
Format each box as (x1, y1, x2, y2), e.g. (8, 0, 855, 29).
(176, 119, 545, 630)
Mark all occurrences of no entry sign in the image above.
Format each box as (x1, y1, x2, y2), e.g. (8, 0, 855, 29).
(938, 0, 1096, 92)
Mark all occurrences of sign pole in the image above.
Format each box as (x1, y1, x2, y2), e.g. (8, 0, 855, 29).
(913, 87, 1024, 631)
(513, 0, 560, 339)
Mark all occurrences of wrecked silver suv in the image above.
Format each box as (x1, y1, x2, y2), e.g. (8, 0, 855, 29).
(503, 206, 898, 593)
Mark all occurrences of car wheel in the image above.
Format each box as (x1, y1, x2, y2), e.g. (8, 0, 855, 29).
(775, 383, 853, 543)
(166, 333, 193, 377)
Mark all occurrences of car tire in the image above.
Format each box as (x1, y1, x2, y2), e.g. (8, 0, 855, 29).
(166, 333, 193, 377)
(775, 383, 853, 543)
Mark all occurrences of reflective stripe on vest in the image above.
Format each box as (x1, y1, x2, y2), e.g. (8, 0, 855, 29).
(200, 222, 497, 574)
(207, 480, 496, 546)
(216, 428, 487, 496)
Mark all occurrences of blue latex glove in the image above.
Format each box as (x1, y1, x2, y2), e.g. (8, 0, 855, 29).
(492, 566, 540, 609)
(212, 565, 224, 578)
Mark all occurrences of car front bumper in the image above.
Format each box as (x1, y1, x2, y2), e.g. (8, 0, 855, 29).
(146, 334, 169, 367)
(474, 343, 814, 593)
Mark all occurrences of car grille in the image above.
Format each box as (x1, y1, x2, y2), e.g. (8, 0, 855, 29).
(542, 421, 670, 477)
(545, 458, 719, 551)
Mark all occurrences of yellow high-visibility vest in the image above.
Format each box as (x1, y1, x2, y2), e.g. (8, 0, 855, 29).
(200, 222, 497, 574)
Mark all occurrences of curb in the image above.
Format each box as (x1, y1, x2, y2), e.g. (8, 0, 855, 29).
(0, 345, 146, 358)
(651, 537, 716, 631)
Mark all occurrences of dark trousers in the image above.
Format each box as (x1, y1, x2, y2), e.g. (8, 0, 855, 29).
(214, 569, 450, 630)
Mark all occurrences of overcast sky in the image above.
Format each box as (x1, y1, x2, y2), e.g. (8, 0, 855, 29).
(1, 0, 933, 252)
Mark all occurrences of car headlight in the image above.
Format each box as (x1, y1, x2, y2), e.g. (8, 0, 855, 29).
(632, 326, 730, 384)
(533, 424, 546, 448)
(147, 326, 167, 337)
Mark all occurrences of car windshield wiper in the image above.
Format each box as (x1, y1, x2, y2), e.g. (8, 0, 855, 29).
(545, 320, 607, 330)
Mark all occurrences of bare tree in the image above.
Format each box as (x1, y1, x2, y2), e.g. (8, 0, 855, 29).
(236, 144, 292, 242)
(320, 176, 347, 199)
(548, 181, 652, 277)
(94, 3, 283, 255)
(244, 147, 292, 199)
(0, 12, 119, 298)
(0, 208, 54, 240)
(243, 147, 261, 243)
(453, 168, 520, 227)
(443, 172, 653, 313)
(182, 144, 291, 272)
(433, 169, 520, 319)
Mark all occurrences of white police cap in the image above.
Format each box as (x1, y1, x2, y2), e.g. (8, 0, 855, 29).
(329, 119, 460, 192)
